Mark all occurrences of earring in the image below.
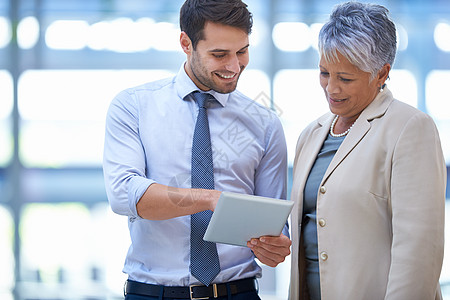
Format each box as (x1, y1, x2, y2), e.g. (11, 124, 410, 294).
(380, 83, 385, 92)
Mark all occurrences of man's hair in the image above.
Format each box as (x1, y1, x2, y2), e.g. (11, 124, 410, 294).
(180, 0, 253, 49)
(318, 1, 397, 79)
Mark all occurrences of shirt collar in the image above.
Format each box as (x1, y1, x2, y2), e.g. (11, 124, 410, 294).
(175, 62, 229, 107)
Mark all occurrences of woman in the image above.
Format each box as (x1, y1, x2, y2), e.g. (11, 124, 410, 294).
(289, 2, 446, 299)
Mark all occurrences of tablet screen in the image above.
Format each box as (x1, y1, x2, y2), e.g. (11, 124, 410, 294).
(203, 191, 294, 247)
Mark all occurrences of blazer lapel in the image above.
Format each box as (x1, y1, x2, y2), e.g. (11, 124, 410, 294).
(291, 113, 332, 208)
(305, 115, 333, 177)
(291, 113, 334, 219)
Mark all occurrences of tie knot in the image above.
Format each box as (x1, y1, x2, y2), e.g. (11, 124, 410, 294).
(192, 91, 213, 109)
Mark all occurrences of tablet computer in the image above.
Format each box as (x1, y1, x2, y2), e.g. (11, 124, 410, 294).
(203, 191, 294, 247)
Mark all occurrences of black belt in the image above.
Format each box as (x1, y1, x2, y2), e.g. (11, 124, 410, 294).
(124, 277, 257, 299)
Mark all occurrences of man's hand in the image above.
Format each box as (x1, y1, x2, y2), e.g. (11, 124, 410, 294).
(247, 233, 292, 267)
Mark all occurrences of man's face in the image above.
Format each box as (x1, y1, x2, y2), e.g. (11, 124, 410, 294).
(183, 21, 249, 93)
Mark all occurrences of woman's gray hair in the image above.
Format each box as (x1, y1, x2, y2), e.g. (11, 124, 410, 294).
(318, 1, 397, 79)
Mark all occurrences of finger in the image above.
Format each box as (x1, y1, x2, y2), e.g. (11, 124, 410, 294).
(251, 247, 282, 267)
(249, 241, 288, 262)
(252, 238, 291, 257)
(259, 234, 292, 247)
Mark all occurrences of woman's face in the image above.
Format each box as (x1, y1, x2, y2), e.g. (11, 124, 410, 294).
(319, 51, 382, 123)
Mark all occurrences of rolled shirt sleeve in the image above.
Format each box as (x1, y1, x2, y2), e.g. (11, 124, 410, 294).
(103, 89, 155, 219)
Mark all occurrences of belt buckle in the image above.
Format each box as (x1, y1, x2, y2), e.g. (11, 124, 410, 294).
(189, 284, 218, 299)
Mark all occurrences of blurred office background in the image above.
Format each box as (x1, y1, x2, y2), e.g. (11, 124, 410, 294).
(0, 0, 450, 299)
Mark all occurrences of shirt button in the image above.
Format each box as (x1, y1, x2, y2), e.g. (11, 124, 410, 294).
(319, 186, 326, 194)
(320, 251, 328, 261)
(318, 218, 326, 227)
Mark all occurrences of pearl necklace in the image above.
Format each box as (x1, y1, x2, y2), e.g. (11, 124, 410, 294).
(329, 115, 354, 137)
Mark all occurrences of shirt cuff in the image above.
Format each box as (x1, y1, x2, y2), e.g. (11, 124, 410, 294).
(127, 176, 156, 219)
(282, 221, 290, 238)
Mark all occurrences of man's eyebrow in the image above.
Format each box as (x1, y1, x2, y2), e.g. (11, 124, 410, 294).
(208, 44, 250, 53)
(208, 49, 230, 53)
(238, 44, 250, 52)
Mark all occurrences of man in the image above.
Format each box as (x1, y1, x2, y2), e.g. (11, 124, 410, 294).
(103, 1, 291, 299)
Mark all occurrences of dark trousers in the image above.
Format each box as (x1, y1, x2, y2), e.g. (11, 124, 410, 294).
(124, 290, 261, 300)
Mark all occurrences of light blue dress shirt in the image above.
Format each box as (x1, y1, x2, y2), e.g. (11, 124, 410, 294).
(103, 63, 288, 286)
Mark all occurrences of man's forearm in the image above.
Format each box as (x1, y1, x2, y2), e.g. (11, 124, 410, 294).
(136, 183, 221, 220)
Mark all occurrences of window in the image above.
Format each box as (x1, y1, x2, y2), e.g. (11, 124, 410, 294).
(0, 205, 14, 300)
(18, 69, 174, 167)
(426, 70, 450, 164)
(0, 70, 13, 166)
(274, 69, 328, 165)
(19, 202, 129, 298)
(388, 69, 418, 108)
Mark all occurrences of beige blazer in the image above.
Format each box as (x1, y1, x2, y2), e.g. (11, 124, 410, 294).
(289, 88, 446, 300)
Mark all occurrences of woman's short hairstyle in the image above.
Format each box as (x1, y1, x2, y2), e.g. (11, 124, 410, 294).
(180, 0, 253, 50)
(318, 1, 397, 79)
